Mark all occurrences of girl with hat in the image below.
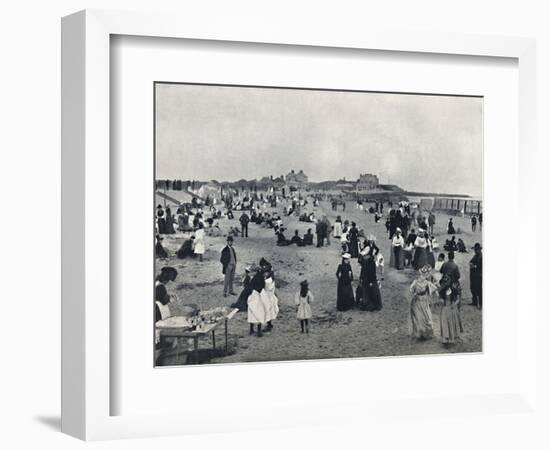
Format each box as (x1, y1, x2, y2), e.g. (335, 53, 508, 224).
(439, 285, 464, 345)
(390, 227, 405, 269)
(408, 265, 438, 340)
(412, 229, 429, 270)
(294, 280, 314, 333)
(336, 253, 355, 311)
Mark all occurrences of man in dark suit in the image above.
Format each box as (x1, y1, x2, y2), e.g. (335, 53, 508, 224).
(239, 212, 250, 238)
(439, 251, 461, 300)
(220, 236, 237, 297)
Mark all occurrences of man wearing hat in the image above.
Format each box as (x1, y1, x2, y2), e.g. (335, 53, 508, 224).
(469, 243, 483, 309)
(220, 236, 237, 297)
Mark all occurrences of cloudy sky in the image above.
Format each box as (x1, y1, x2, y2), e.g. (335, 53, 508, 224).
(155, 83, 483, 196)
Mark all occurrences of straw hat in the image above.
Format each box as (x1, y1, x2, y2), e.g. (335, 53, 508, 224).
(342, 253, 351, 259)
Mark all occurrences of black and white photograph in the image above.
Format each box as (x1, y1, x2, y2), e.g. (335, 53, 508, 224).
(154, 82, 483, 366)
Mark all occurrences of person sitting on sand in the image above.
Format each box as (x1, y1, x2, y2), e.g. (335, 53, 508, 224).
(295, 280, 314, 333)
(276, 228, 291, 246)
(290, 230, 304, 246)
(433, 253, 446, 285)
(457, 238, 468, 253)
(176, 236, 195, 259)
(444, 235, 458, 252)
(303, 229, 314, 246)
(155, 234, 168, 258)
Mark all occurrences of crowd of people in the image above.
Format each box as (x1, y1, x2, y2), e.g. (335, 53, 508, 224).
(155, 191, 483, 354)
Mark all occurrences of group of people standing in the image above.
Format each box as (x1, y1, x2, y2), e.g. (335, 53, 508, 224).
(336, 247, 383, 313)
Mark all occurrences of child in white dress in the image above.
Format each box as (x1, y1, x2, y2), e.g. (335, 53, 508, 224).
(294, 280, 314, 333)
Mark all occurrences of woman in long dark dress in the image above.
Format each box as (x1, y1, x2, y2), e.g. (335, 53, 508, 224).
(164, 206, 175, 234)
(348, 222, 360, 258)
(336, 253, 355, 311)
(360, 252, 382, 311)
(156, 205, 166, 234)
(232, 267, 253, 311)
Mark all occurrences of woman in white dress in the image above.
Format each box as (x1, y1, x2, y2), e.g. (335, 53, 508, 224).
(294, 280, 314, 333)
(193, 223, 206, 262)
(261, 270, 279, 332)
(247, 269, 267, 337)
(412, 229, 428, 270)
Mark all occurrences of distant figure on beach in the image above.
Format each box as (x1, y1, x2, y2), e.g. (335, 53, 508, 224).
(390, 227, 405, 270)
(239, 211, 250, 237)
(164, 206, 175, 234)
(471, 215, 477, 232)
(156, 205, 166, 234)
(193, 223, 205, 262)
(428, 212, 436, 235)
(447, 218, 456, 234)
(303, 228, 314, 246)
(336, 253, 355, 311)
(469, 243, 483, 309)
(220, 236, 237, 297)
(290, 230, 304, 246)
(294, 280, 314, 333)
(457, 238, 468, 253)
(155, 234, 168, 258)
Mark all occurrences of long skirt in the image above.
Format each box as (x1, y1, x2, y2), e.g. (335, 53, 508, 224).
(390, 246, 404, 269)
(337, 282, 355, 311)
(155, 241, 168, 258)
(413, 247, 428, 270)
(232, 288, 251, 312)
(360, 281, 382, 311)
(410, 296, 434, 339)
(440, 305, 463, 343)
(247, 291, 267, 324)
(261, 290, 279, 322)
(427, 249, 436, 268)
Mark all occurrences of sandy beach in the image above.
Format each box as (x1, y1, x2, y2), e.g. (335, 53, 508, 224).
(155, 198, 482, 366)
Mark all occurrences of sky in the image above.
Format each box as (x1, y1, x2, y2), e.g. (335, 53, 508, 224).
(155, 83, 483, 196)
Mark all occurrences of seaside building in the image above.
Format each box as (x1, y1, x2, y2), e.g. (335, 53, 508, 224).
(285, 169, 309, 190)
(356, 173, 379, 191)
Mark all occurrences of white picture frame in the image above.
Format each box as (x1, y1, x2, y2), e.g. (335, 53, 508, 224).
(61, 9, 538, 441)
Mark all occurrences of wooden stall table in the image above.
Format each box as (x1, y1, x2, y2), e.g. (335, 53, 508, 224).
(157, 308, 239, 364)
